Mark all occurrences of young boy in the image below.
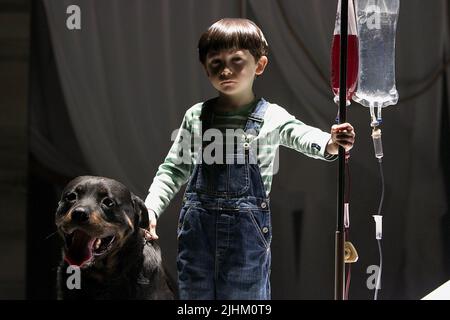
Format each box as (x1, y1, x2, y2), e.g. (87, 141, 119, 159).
(144, 18, 355, 300)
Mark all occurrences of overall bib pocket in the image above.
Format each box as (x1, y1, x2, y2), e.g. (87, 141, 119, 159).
(195, 156, 250, 196)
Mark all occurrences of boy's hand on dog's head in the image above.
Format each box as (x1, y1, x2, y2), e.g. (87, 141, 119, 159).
(144, 210, 159, 240)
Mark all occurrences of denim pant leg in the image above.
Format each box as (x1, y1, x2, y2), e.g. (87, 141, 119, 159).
(215, 207, 272, 300)
(177, 205, 216, 299)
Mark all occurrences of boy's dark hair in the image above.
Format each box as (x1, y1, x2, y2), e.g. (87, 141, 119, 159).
(198, 18, 269, 65)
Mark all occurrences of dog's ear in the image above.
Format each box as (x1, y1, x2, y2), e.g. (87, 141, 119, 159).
(131, 194, 150, 229)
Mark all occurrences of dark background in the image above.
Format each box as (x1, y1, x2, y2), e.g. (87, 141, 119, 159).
(0, 0, 449, 299)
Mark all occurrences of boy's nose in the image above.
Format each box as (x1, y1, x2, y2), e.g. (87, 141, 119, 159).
(220, 67, 232, 77)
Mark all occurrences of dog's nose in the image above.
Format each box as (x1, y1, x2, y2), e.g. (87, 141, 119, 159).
(71, 207, 90, 223)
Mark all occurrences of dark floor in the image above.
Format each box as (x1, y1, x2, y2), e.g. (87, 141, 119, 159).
(0, 0, 30, 299)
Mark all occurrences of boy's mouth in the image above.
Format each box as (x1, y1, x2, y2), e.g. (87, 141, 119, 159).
(220, 80, 237, 85)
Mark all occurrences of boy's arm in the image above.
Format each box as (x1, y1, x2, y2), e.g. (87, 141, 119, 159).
(276, 108, 337, 161)
(145, 112, 194, 218)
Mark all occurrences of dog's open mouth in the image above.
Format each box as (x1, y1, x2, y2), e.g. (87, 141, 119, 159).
(63, 230, 116, 267)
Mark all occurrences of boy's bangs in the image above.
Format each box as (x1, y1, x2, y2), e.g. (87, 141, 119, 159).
(198, 18, 268, 64)
(206, 28, 260, 56)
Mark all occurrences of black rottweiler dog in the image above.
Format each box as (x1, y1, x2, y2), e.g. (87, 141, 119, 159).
(55, 176, 175, 299)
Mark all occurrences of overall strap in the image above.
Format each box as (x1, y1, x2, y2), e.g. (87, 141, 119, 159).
(199, 98, 216, 149)
(244, 98, 269, 134)
(199, 98, 216, 132)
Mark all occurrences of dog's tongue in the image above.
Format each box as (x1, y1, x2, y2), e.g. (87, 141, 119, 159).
(65, 230, 95, 267)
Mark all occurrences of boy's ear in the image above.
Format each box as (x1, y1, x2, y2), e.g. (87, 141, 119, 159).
(255, 56, 268, 76)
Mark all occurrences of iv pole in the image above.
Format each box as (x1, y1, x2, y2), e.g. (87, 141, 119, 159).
(334, 0, 348, 301)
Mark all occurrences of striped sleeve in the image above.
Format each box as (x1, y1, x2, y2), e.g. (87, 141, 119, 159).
(274, 106, 337, 161)
(144, 108, 196, 218)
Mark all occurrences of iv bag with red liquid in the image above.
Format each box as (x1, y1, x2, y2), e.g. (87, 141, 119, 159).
(331, 0, 359, 105)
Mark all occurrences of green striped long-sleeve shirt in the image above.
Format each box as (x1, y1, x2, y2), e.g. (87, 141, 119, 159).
(145, 98, 337, 217)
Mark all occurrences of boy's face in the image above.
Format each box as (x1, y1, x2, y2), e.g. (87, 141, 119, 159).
(204, 49, 267, 97)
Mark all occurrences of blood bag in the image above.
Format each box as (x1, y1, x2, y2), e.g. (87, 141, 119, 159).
(331, 0, 359, 105)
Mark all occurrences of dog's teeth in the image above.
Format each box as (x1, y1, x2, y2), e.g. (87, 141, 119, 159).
(94, 239, 101, 249)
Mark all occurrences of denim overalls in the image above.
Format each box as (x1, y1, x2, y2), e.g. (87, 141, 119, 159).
(177, 98, 272, 300)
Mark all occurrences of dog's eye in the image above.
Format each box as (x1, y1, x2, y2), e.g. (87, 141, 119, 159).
(65, 192, 77, 202)
(102, 198, 115, 208)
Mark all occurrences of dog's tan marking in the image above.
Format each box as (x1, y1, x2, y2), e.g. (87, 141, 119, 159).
(124, 214, 134, 230)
